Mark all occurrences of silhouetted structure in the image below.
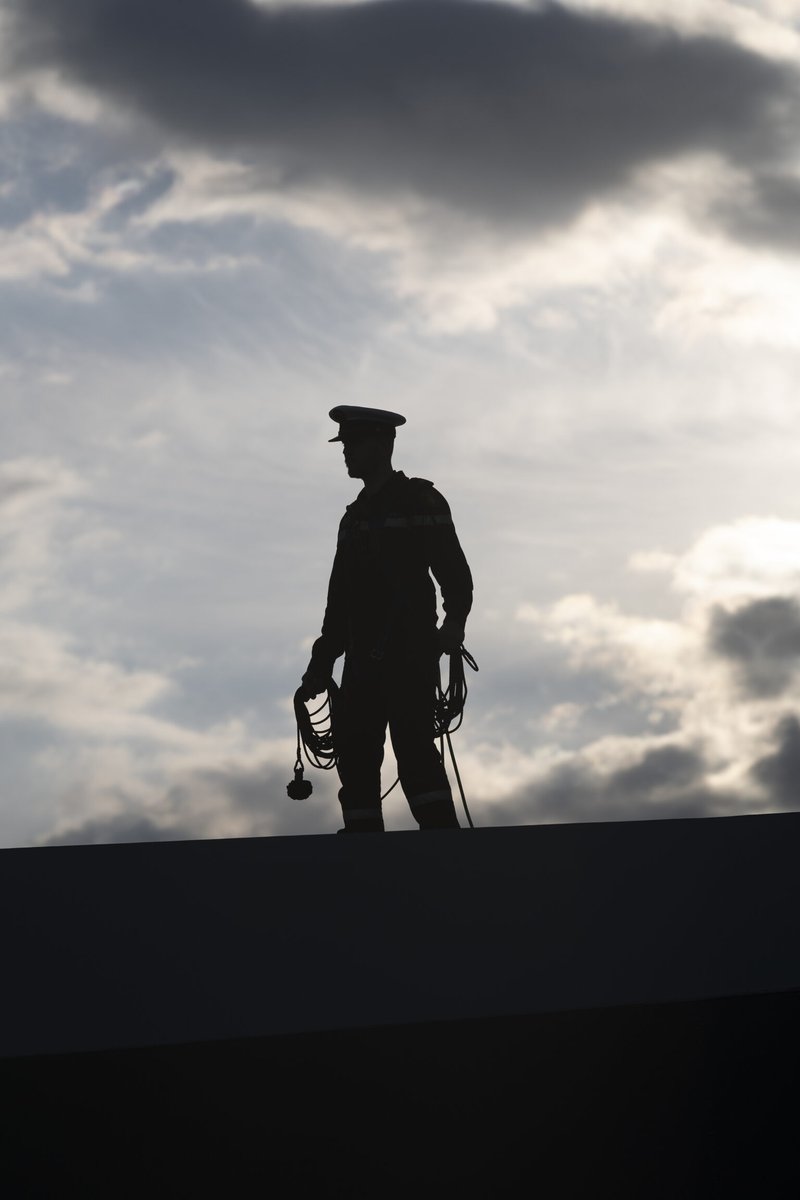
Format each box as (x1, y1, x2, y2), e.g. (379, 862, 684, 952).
(300, 405, 473, 832)
(3, 814, 800, 1195)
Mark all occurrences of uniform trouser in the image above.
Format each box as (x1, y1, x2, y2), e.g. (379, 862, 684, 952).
(335, 648, 459, 832)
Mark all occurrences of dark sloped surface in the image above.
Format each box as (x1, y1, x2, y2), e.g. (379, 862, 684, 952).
(3, 813, 800, 1057)
(4, 990, 800, 1198)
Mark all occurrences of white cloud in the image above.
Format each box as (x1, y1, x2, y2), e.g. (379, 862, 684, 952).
(629, 550, 678, 574)
(518, 593, 694, 701)
(0, 457, 85, 612)
(656, 226, 800, 350)
(513, 516, 800, 816)
(673, 518, 800, 603)
(117, 144, 800, 352)
(131, 147, 800, 349)
(0, 619, 178, 735)
(565, 0, 800, 59)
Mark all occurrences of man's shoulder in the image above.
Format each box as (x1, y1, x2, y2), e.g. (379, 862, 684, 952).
(395, 472, 448, 506)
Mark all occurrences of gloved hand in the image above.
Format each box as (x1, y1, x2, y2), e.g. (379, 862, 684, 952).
(436, 624, 464, 656)
(299, 670, 327, 702)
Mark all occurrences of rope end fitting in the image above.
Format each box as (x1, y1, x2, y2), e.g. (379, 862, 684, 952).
(287, 759, 313, 801)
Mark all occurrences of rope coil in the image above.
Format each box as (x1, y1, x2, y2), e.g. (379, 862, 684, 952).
(294, 683, 340, 773)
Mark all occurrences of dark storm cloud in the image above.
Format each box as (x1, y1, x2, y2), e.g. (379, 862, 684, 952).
(189, 761, 340, 836)
(612, 744, 704, 797)
(715, 171, 800, 253)
(750, 715, 800, 809)
(8, 0, 796, 229)
(486, 742, 744, 826)
(42, 812, 197, 846)
(40, 761, 339, 845)
(709, 597, 800, 698)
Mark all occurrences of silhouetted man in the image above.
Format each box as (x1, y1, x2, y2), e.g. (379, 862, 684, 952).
(300, 406, 473, 832)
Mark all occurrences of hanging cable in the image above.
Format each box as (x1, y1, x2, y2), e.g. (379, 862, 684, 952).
(436, 647, 479, 828)
(434, 646, 478, 738)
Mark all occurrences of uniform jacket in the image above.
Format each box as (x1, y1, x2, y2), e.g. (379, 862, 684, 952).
(308, 471, 473, 678)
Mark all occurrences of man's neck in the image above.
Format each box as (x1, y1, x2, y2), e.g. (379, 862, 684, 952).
(361, 464, 395, 497)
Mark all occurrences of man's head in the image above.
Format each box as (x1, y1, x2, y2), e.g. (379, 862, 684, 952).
(328, 406, 406, 481)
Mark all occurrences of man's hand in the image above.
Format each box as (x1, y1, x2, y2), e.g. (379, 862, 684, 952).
(299, 671, 327, 702)
(436, 625, 464, 656)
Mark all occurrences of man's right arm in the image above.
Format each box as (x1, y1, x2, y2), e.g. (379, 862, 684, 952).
(301, 548, 347, 698)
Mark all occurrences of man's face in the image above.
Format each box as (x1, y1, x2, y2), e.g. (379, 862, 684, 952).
(341, 432, 388, 478)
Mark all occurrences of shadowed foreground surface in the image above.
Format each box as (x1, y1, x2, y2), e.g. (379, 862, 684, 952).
(3, 816, 800, 1195)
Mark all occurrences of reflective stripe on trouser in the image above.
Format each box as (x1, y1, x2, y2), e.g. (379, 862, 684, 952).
(340, 805, 385, 833)
(408, 789, 460, 829)
(335, 646, 456, 830)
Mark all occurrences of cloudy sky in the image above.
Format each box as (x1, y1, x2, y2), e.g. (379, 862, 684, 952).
(2, 0, 800, 846)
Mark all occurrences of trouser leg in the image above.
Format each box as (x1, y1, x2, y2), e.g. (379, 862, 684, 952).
(388, 655, 460, 830)
(335, 657, 387, 832)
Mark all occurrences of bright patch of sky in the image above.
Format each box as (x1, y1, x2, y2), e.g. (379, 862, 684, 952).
(2, 0, 800, 844)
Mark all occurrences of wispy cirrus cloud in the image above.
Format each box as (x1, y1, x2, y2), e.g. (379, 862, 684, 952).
(0, 457, 86, 611)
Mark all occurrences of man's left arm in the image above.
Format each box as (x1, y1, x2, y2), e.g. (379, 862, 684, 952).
(424, 487, 474, 652)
